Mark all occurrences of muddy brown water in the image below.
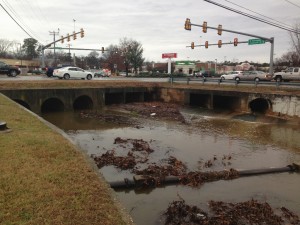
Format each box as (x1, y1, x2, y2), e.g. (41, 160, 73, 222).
(41, 107, 300, 225)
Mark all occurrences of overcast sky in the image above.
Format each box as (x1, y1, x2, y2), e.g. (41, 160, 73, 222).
(1, 0, 299, 63)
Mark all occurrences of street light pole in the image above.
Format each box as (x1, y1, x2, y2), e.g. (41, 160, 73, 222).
(18, 43, 22, 66)
(49, 28, 60, 66)
(215, 59, 217, 74)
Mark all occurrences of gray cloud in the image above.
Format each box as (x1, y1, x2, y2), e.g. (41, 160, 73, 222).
(0, 0, 299, 63)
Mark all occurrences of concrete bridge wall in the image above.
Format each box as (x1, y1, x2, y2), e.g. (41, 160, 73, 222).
(1, 87, 299, 118)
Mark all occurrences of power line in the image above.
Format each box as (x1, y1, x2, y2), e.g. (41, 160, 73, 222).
(1, 1, 43, 42)
(0, 3, 38, 40)
(204, 0, 300, 34)
(224, 0, 295, 30)
(284, 0, 300, 9)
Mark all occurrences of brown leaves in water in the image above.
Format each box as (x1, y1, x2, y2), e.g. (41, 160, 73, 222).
(91, 138, 154, 170)
(179, 169, 239, 187)
(91, 138, 239, 187)
(164, 199, 300, 225)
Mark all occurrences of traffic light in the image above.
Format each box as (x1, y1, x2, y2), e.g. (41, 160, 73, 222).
(205, 41, 208, 48)
(191, 42, 194, 49)
(218, 40, 222, 48)
(73, 31, 77, 40)
(80, 28, 84, 38)
(61, 36, 64, 44)
(217, 24, 222, 35)
(101, 47, 104, 53)
(67, 33, 70, 42)
(184, 18, 191, 30)
(234, 38, 238, 46)
(202, 21, 207, 33)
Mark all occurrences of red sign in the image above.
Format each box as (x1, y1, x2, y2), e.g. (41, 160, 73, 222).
(162, 53, 177, 59)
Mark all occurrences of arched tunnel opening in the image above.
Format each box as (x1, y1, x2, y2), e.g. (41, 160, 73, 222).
(73, 95, 93, 110)
(249, 98, 270, 114)
(41, 98, 64, 113)
(13, 99, 31, 111)
(213, 95, 240, 111)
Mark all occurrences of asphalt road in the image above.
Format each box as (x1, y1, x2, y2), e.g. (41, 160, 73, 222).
(0, 75, 169, 82)
(1, 75, 299, 89)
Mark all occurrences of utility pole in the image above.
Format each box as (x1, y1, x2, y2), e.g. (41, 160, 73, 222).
(49, 28, 60, 66)
(66, 44, 72, 65)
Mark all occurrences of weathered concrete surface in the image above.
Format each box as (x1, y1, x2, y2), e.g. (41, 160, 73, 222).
(1, 84, 300, 118)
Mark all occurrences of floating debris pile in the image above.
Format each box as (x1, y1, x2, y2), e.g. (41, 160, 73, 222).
(91, 137, 241, 188)
(163, 199, 300, 225)
(116, 102, 186, 122)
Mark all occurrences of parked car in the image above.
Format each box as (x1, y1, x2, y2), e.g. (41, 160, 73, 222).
(220, 71, 243, 80)
(0, 61, 21, 77)
(195, 71, 212, 78)
(53, 67, 93, 80)
(235, 71, 272, 82)
(46, 67, 54, 77)
(273, 67, 300, 82)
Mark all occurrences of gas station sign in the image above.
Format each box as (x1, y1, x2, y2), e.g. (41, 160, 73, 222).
(162, 53, 177, 58)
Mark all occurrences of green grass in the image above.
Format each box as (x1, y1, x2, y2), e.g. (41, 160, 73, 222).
(0, 94, 131, 225)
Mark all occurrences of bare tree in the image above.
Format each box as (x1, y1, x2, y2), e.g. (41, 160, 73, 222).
(0, 39, 14, 58)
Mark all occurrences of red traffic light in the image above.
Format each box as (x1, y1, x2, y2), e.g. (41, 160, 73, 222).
(234, 38, 238, 46)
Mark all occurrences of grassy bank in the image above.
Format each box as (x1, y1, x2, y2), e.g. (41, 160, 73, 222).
(0, 94, 132, 225)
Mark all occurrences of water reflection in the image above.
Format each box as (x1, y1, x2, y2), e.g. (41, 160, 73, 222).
(40, 106, 300, 225)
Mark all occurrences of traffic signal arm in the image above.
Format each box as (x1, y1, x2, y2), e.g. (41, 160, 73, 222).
(186, 21, 272, 43)
(185, 40, 248, 48)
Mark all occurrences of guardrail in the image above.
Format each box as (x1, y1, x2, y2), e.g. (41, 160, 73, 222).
(169, 76, 300, 88)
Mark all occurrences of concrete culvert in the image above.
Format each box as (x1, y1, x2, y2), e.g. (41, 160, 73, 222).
(73, 95, 93, 110)
(41, 98, 64, 113)
(249, 98, 270, 114)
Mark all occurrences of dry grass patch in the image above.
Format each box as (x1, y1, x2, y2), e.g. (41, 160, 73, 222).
(0, 95, 131, 225)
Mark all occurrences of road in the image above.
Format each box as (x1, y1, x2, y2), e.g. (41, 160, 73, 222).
(0, 75, 168, 82)
(1, 75, 299, 89)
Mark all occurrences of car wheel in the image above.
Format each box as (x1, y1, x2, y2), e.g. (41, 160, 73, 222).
(64, 74, 70, 80)
(276, 76, 282, 82)
(221, 76, 225, 80)
(254, 77, 260, 82)
(235, 77, 240, 81)
(86, 74, 92, 80)
(10, 70, 18, 77)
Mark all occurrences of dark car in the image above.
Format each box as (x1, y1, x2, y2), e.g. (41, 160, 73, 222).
(195, 71, 212, 78)
(0, 61, 21, 77)
(46, 67, 54, 77)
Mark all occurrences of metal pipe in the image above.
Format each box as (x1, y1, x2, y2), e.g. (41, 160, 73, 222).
(109, 163, 299, 190)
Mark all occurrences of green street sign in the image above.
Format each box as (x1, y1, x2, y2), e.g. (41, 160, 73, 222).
(248, 39, 266, 45)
